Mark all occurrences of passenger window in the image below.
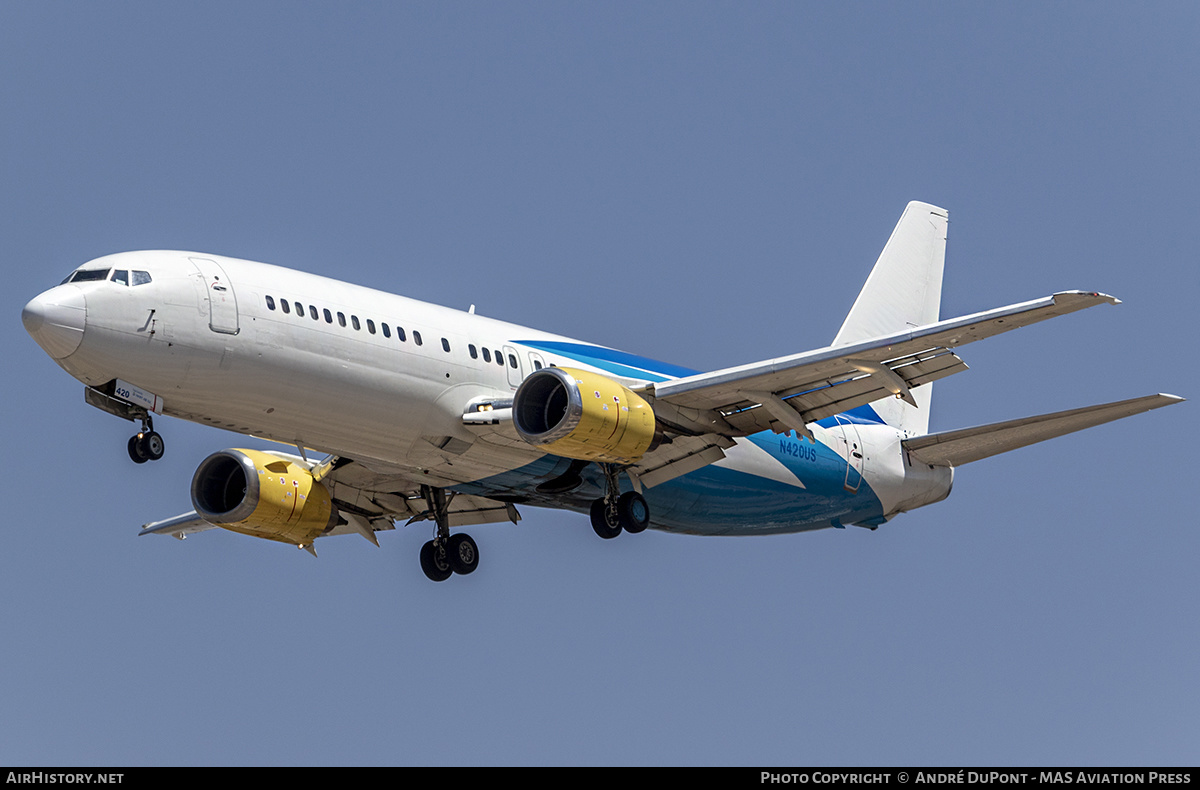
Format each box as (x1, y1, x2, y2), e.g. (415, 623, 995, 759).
(482, 348, 491, 363)
(294, 302, 303, 317)
(132, 270, 152, 286)
(309, 305, 318, 320)
(281, 300, 291, 314)
(367, 319, 376, 334)
(266, 296, 276, 311)
(441, 338, 450, 352)
(468, 344, 478, 359)
(338, 312, 346, 327)
(351, 316, 360, 330)
(534, 360, 543, 370)
(397, 326, 407, 342)
(508, 354, 518, 368)
(414, 331, 423, 346)
(111, 270, 129, 285)
(382, 323, 391, 338)
(495, 350, 504, 366)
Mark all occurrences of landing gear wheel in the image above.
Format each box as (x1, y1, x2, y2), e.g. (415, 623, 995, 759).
(590, 498, 622, 540)
(139, 431, 165, 461)
(617, 491, 649, 534)
(419, 539, 452, 582)
(128, 435, 149, 464)
(448, 533, 479, 575)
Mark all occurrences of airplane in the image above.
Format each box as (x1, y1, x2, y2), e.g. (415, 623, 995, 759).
(22, 201, 1183, 582)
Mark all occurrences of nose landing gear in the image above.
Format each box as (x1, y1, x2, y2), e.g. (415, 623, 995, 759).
(126, 415, 165, 464)
(82, 383, 167, 465)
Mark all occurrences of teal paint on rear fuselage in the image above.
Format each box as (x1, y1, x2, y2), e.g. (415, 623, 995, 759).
(454, 434, 884, 535)
(645, 443, 884, 535)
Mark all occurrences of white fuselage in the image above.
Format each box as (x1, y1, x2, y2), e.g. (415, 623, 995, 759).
(26, 250, 952, 536)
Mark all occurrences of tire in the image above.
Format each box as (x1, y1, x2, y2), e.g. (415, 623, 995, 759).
(128, 435, 149, 464)
(617, 491, 649, 534)
(448, 533, 479, 575)
(419, 540, 452, 582)
(589, 498, 622, 539)
(140, 431, 165, 461)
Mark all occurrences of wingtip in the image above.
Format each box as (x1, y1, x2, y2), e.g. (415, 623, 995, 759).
(1054, 290, 1121, 305)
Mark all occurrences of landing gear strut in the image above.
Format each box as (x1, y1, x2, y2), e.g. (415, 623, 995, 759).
(589, 463, 650, 539)
(417, 485, 479, 582)
(126, 414, 165, 464)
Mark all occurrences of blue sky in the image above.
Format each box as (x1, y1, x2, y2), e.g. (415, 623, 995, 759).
(3, 2, 1197, 766)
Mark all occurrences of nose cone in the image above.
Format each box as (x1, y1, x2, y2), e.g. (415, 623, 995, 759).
(23, 285, 86, 359)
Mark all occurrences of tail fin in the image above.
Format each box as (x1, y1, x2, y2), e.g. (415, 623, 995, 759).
(833, 201, 949, 435)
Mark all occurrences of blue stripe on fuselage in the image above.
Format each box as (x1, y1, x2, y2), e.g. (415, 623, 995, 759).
(514, 339, 698, 382)
(815, 404, 885, 427)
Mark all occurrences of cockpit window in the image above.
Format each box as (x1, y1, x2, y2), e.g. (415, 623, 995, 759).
(132, 270, 152, 286)
(66, 269, 111, 283)
(111, 270, 129, 285)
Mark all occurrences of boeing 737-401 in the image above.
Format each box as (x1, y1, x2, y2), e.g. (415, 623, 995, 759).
(22, 202, 1183, 581)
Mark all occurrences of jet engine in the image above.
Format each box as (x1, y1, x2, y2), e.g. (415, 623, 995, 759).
(191, 449, 337, 546)
(513, 366, 657, 464)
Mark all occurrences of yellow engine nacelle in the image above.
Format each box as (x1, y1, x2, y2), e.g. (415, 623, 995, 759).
(191, 449, 337, 546)
(513, 366, 656, 464)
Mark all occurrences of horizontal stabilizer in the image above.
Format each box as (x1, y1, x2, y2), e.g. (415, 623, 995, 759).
(903, 394, 1183, 467)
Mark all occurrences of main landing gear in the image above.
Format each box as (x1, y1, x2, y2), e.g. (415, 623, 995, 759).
(588, 463, 649, 540)
(417, 485, 480, 582)
(126, 414, 165, 464)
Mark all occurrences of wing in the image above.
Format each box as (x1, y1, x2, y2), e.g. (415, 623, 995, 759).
(641, 291, 1119, 440)
(139, 512, 218, 539)
(902, 393, 1184, 467)
(317, 456, 520, 535)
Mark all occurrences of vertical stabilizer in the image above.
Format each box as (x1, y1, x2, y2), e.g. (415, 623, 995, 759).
(833, 202, 948, 435)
